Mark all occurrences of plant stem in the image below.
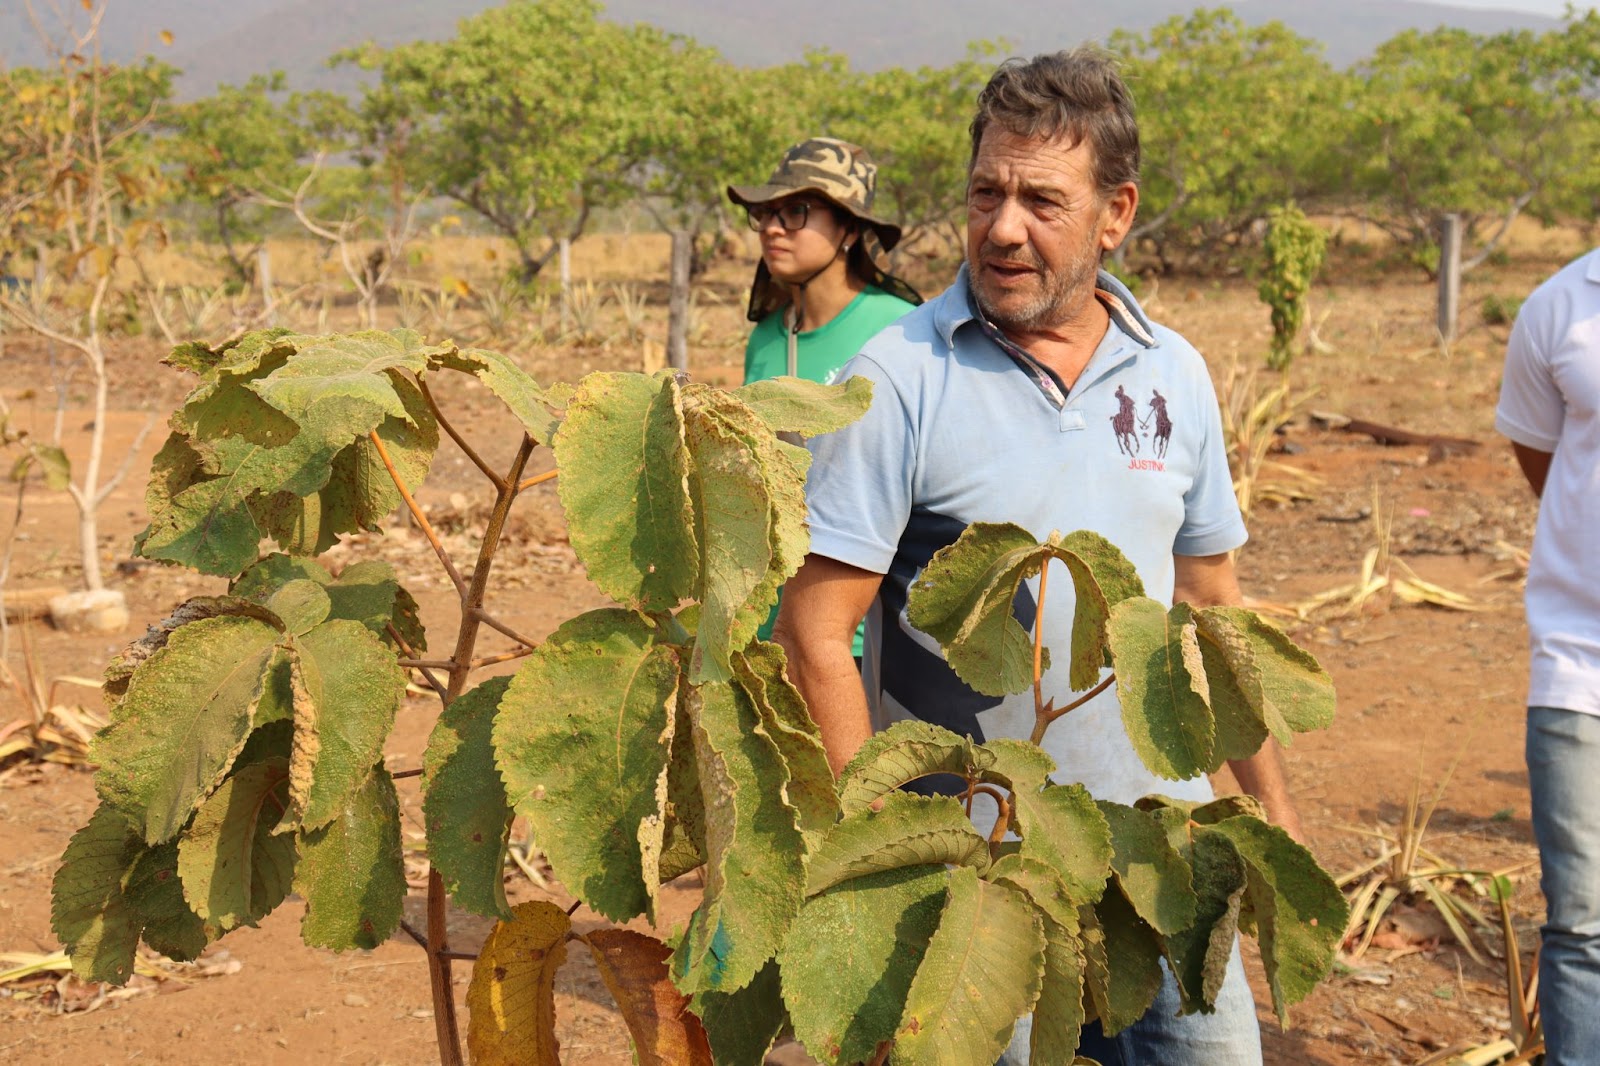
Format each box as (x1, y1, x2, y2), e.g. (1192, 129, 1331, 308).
(423, 432, 535, 1066)
(419, 377, 506, 491)
(516, 469, 557, 492)
(368, 430, 468, 599)
(1032, 561, 1050, 720)
(386, 623, 447, 699)
(470, 646, 536, 668)
(471, 608, 540, 651)
(1030, 674, 1118, 745)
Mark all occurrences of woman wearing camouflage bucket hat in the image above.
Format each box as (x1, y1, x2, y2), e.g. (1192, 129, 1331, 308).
(729, 136, 922, 384)
(728, 136, 921, 651)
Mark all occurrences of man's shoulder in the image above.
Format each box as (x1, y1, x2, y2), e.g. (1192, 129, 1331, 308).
(1141, 319, 1214, 382)
(854, 288, 956, 368)
(1521, 248, 1600, 320)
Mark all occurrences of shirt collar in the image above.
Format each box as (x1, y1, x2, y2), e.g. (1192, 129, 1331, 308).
(935, 262, 1159, 349)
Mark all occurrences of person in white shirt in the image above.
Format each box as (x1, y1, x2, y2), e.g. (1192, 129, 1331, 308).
(1495, 247, 1600, 1065)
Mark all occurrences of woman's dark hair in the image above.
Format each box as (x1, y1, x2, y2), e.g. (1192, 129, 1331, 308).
(968, 47, 1140, 197)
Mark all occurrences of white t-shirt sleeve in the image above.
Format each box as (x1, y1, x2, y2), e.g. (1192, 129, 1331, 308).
(1496, 307, 1564, 452)
(802, 355, 915, 575)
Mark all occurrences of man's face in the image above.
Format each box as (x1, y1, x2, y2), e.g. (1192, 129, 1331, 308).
(966, 127, 1135, 333)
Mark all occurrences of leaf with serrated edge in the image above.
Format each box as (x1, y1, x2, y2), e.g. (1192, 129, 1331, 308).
(317, 374, 439, 535)
(1200, 606, 1335, 737)
(266, 579, 330, 636)
(249, 329, 445, 426)
(781, 864, 949, 1066)
(423, 676, 514, 919)
(806, 794, 989, 897)
(1202, 816, 1346, 1023)
(1080, 887, 1164, 1036)
(432, 347, 560, 445)
(1108, 598, 1216, 779)
(555, 372, 698, 612)
(177, 758, 295, 935)
(1192, 610, 1273, 762)
(895, 866, 1045, 1066)
(734, 644, 838, 844)
(467, 901, 570, 1066)
(682, 395, 772, 683)
(93, 614, 282, 844)
(494, 609, 679, 922)
(731, 375, 873, 436)
(673, 680, 804, 994)
(1163, 830, 1248, 1015)
(294, 766, 404, 950)
(128, 837, 209, 962)
(1005, 783, 1112, 905)
(909, 523, 1040, 696)
(692, 959, 785, 1066)
(287, 620, 405, 831)
(1096, 800, 1197, 935)
(638, 689, 680, 926)
(837, 720, 987, 815)
(584, 929, 713, 1066)
(1050, 529, 1145, 691)
(987, 856, 1086, 1063)
(52, 806, 157, 983)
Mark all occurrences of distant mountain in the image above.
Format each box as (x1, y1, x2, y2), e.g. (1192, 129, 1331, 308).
(1, 0, 1567, 97)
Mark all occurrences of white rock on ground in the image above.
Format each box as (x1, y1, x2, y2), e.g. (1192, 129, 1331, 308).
(48, 589, 130, 634)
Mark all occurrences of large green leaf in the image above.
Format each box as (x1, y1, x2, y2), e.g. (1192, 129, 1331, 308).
(555, 372, 698, 613)
(1107, 598, 1216, 779)
(673, 680, 805, 995)
(1080, 887, 1164, 1036)
(987, 857, 1086, 1064)
(781, 865, 949, 1066)
(316, 375, 439, 534)
(836, 720, 987, 815)
(1007, 783, 1113, 905)
(176, 757, 296, 936)
(1197, 606, 1335, 737)
(93, 613, 284, 844)
(681, 395, 774, 684)
(804, 794, 989, 897)
(286, 620, 406, 832)
(248, 329, 445, 426)
(894, 867, 1045, 1066)
(691, 959, 786, 1066)
(423, 676, 514, 920)
(1162, 830, 1248, 1015)
(51, 805, 207, 983)
(294, 766, 405, 950)
(730, 375, 873, 437)
(431, 347, 561, 445)
(1096, 801, 1197, 935)
(494, 609, 680, 922)
(733, 644, 837, 845)
(231, 554, 423, 651)
(1202, 816, 1346, 1022)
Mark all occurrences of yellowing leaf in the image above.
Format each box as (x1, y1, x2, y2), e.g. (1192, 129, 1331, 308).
(467, 901, 571, 1066)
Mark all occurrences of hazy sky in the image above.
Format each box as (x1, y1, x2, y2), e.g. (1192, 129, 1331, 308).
(1423, 0, 1591, 12)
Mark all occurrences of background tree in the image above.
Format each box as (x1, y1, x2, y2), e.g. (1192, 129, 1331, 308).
(1111, 9, 1340, 273)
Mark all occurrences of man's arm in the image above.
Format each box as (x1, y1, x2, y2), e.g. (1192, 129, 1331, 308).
(1511, 442, 1553, 498)
(773, 553, 884, 776)
(1173, 552, 1306, 843)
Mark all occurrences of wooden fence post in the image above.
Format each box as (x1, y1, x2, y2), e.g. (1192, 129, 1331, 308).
(258, 245, 276, 326)
(1436, 213, 1462, 344)
(667, 230, 691, 371)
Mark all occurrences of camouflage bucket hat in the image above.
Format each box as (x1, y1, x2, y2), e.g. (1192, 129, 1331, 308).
(728, 137, 903, 251)
(728, 137, 920, 322)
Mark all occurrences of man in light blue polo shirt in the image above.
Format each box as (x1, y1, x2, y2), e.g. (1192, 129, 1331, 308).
(774, 48, 1299, 1065)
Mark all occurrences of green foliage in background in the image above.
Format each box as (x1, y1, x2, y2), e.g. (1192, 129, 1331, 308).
(1258, 205, 1328, 371)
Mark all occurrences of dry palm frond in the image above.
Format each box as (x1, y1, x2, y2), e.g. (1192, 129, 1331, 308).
(1479, 539, 1531, 586)
(0, 948, 241, 1014)
(1413, 886, 1543, 1065)
(1339, 757, 1500, 967)
(1296, 488, 1482, 618)
(610, 282, 649, 343)
(0, 631, 106, 772)
(1219, 358, 1321, 519)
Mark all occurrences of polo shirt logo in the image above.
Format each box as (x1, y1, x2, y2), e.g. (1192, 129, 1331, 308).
(1112, 386, 1174, 468)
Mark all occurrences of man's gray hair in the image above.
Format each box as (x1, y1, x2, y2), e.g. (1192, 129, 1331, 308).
(968, 48, 1141, 196)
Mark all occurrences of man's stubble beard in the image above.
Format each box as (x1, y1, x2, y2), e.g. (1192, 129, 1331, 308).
(969, 237, 1101, 334)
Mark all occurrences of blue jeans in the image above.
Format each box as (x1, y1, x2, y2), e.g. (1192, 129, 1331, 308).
(1527, 706, 1600, 1065)
(998, 940, 1261, 1065)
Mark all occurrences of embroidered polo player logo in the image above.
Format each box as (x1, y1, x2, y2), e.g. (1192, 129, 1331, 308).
(1111, 385, 1139, 456)
(1113, 387, 1172, 470)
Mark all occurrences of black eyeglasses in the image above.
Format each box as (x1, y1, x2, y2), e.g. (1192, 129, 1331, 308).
(745, 200, 812, 232)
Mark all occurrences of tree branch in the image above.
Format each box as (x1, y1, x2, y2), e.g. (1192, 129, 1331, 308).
(368, 430, 468, 600)
(471, 608, 540, 651)
(516, 469, 557, 492)
(419, 377, 505, 490)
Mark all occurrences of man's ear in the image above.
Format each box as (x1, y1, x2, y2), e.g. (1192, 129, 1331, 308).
(1099, 181, 1140, 254)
